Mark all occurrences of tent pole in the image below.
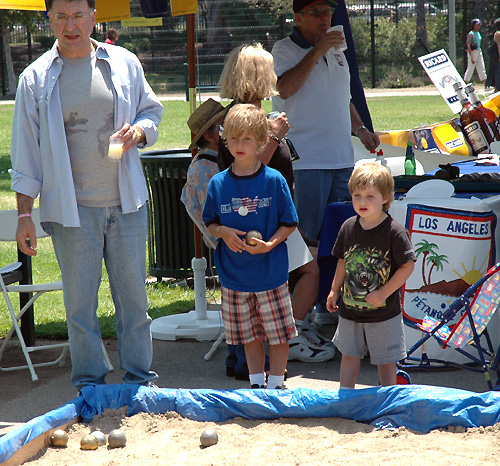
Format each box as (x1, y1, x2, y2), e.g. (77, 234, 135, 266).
(187, 13, 204, 261)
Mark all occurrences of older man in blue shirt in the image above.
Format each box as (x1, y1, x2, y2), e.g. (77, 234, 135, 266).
(10, 0, 163, 388)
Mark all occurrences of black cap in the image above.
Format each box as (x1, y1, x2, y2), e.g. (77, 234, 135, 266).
(293, 0, 337, 14)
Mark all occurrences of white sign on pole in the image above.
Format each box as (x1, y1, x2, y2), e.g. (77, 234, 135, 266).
(418, 49, 465, 115)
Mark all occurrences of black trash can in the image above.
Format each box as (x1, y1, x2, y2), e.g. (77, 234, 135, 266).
(141, 149, 197, 280)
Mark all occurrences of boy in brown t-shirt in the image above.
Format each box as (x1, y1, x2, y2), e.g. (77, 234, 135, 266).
(326, 163, 416, 388)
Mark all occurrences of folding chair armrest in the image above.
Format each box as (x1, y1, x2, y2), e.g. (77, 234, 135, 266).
(6, 281, 63, 293)
(0, 262, 22, 275)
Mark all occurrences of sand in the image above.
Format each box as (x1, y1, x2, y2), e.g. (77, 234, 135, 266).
(25, 407, 500, 466)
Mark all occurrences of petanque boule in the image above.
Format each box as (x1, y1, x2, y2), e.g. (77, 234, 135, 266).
(108, 429, 127, 448)
(80, 434, 99, 450)
(200, 429, 219, 447)
(49, 429, 69, 447)
(91, 430, 107, 446)
(245, 230, 262, 246)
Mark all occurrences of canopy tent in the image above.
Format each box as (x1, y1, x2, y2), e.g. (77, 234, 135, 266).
(0, 0, 195, 25)
(0, 0, 45, 10)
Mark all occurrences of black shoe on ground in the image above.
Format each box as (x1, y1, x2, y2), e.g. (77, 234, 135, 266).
(250, 384, 266, 389)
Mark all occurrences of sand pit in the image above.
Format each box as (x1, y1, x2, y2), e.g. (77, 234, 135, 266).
(25, 407, 500, 465)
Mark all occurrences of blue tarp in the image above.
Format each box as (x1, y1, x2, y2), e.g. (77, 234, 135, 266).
(2, 384, 500, 464)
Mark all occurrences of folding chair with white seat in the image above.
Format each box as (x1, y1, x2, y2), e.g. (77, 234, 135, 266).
(0, 209, 113, 381)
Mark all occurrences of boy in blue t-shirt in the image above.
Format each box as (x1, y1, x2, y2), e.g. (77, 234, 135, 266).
(203, 104, 298, 390)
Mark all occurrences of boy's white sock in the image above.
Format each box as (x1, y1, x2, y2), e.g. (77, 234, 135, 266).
(294, 319, 304, 331)
(267, 375, 284, 389)
(249, 373, 266, 387)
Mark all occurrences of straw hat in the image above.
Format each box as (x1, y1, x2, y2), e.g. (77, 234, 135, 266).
(187, 98, 226, 150)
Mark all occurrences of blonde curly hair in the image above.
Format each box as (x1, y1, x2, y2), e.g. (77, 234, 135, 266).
(219, 43, 278, 103)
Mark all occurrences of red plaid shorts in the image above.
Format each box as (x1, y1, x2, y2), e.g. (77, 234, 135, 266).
(221, 282, 297, 345)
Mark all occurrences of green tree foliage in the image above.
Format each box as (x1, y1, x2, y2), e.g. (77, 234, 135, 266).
(0, 9, 44, 95)
(350, 14, 449, 86)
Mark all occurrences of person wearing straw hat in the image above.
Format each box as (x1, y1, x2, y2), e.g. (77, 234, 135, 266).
(181, 98, 226, 248)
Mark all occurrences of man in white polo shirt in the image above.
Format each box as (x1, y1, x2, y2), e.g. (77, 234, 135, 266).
(272, 0, 380, 243)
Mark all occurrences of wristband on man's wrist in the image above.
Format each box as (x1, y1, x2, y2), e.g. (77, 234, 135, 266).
(18, 213, 32, 219)
(355, 125, 367, 137)
(271, 135, 282, 144)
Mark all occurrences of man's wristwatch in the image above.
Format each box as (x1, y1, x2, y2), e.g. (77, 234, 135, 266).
(355, 125, 367, 137)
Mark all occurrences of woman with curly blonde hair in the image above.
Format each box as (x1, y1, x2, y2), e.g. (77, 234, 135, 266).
(219, 43, 278, 104)
(217, 43, 292, 191)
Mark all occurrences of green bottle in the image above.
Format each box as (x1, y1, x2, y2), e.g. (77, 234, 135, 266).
(404, 142, 416, 176)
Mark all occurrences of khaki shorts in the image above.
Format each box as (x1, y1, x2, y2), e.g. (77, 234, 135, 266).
(221, 283, 297, 345)
(333, 314, 406, 365)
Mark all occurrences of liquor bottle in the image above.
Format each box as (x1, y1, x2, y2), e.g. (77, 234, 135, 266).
(465, 83, 500, 141)
(453, 82, 494, 156)
(404, 142, 416, 175)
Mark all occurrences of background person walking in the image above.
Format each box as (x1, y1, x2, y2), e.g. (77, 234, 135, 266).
(464, 18, 487, 88)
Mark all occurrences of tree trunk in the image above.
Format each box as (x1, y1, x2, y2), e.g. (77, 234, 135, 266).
(416, 0, 428, 50)
(1, 20, 16, 96)
(204, 0, 231, 57)
(474, 0, 486, 23)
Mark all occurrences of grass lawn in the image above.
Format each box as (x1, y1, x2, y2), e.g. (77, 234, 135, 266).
(0, 95, 452, 339)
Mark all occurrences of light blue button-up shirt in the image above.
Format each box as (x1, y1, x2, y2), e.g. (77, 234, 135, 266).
(10, 39, 163, 227)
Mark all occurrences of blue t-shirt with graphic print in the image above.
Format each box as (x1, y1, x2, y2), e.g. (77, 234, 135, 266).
(203, 164, 298, 292)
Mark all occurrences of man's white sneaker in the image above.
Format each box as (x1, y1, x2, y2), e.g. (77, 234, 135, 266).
(301, 327, 336, 350)
(288, 333, 336, 362)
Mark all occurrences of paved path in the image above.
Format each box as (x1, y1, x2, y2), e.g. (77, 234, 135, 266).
(159, 86, 440, 101)
(0, 86, 441, 106)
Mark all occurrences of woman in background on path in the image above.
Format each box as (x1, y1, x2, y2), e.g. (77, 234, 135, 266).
(464, 18, 487, 88)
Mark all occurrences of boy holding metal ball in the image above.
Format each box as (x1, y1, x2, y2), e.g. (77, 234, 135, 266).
(203, 104, 298, 390)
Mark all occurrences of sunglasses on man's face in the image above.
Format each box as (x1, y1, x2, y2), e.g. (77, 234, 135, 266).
(301, 6, 334, 17)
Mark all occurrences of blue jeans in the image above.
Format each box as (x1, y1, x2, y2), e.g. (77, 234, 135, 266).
(49, 204, 157, 388)
(294, 168, 353, 241)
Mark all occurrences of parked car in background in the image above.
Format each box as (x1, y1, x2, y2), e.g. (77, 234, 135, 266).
(397, 3, 446, 16)
(347, 3, 393, 19)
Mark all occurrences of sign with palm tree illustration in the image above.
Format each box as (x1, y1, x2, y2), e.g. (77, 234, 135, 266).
(400, 204, 496, 329)
(414, 239, 449, 287)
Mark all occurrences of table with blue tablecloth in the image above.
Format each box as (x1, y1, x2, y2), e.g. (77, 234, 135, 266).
(398, 158, 500, 195)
